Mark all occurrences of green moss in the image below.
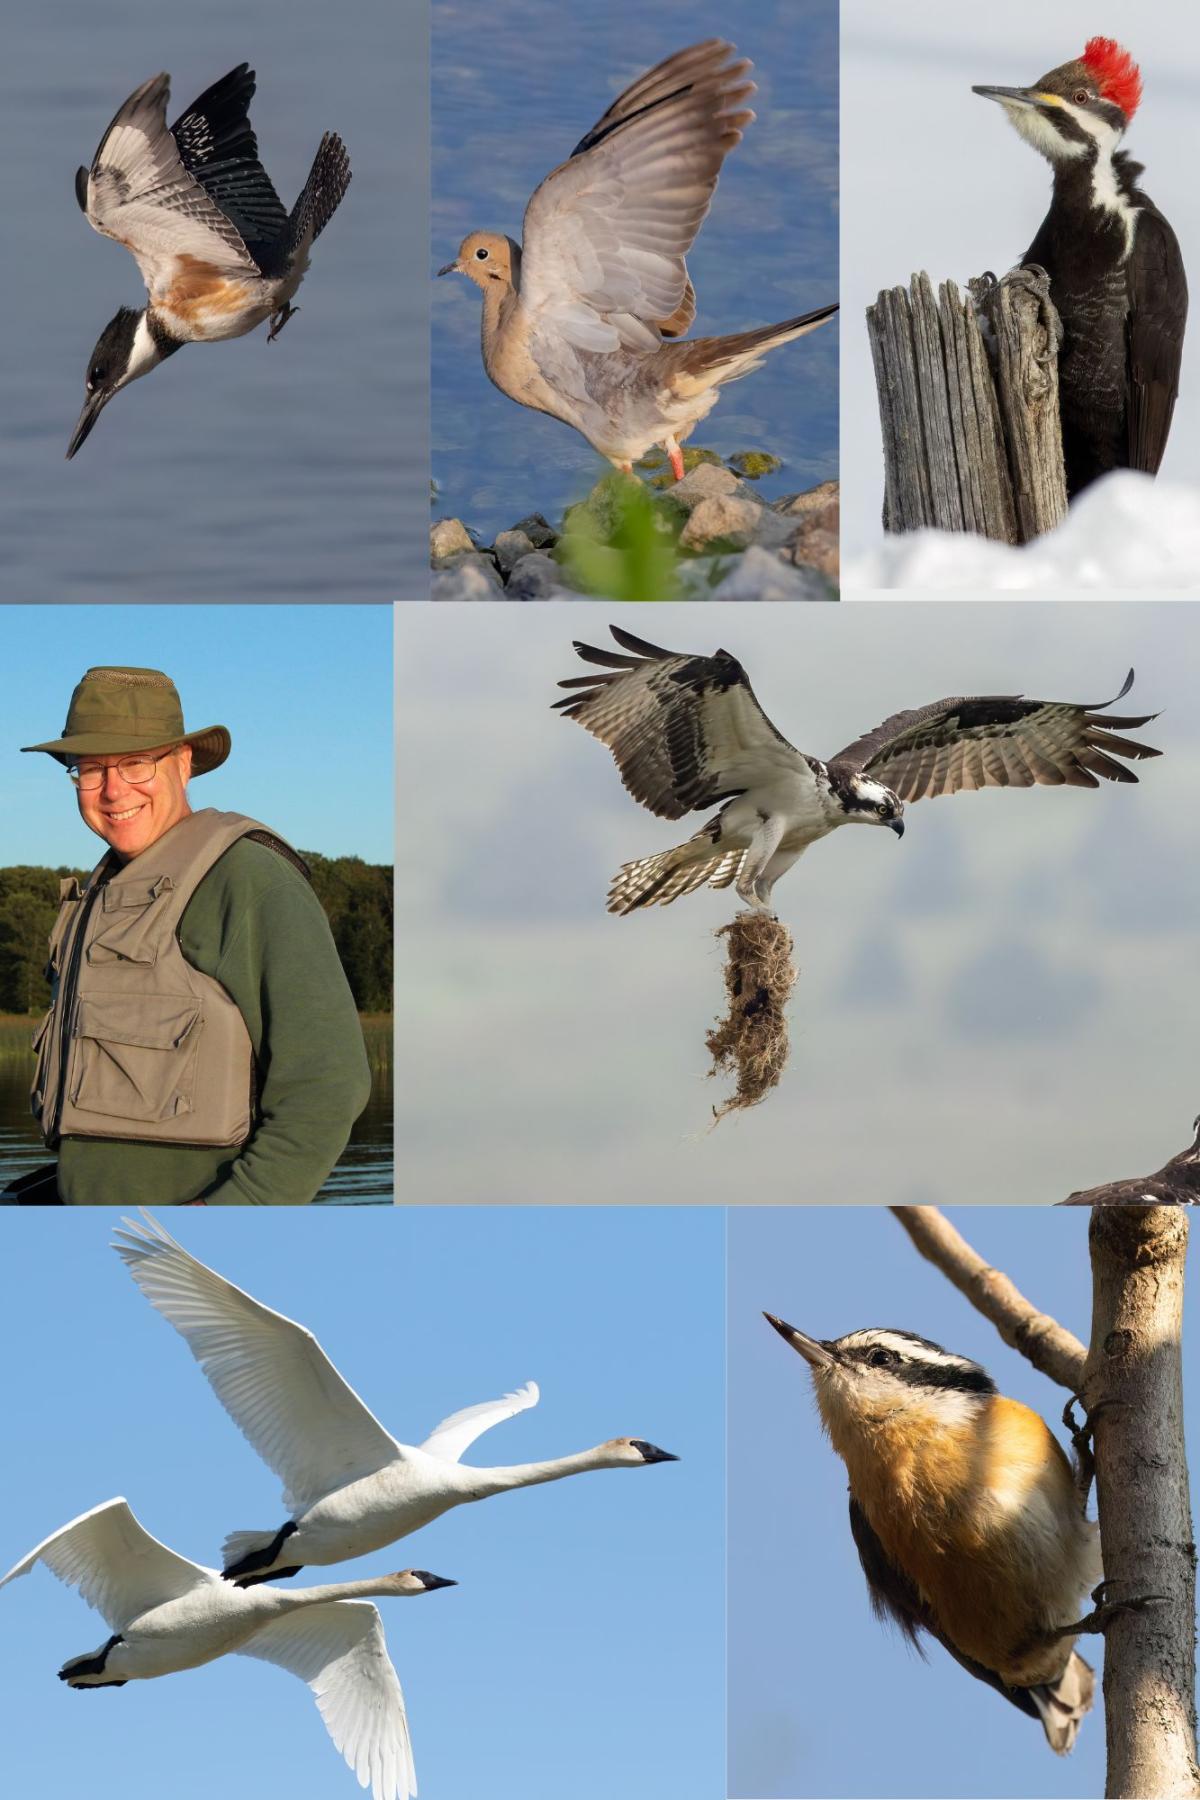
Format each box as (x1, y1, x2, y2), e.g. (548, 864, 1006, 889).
(728, 450, 782, 479)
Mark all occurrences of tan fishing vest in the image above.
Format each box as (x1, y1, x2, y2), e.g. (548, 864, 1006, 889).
(32, 809, 303, 1149)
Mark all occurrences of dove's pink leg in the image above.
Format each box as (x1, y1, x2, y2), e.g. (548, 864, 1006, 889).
(665, 437, 685, 482)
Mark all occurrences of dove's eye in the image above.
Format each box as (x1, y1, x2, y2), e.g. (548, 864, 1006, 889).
(475, 247, 489, 261)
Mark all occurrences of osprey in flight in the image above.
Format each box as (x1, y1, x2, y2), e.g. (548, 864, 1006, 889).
(554, 627, 1161, 915)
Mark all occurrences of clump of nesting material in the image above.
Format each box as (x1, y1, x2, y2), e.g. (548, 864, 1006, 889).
(706, 912, 797, 1121)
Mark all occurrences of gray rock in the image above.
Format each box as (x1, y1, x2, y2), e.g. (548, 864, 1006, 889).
(504, 552, 576, 601)
(511, 512, 558, 549)
(679, 493, 764, 551)
(704, 544, 835, 602)
(431, 554, 505, 601)
(773, 479, 840, 519)
(493, 528, 536, 575)
(670, 462, 759, 512)
(430, 517, 475, 564)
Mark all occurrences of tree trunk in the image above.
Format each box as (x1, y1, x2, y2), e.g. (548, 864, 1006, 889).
(866, 267, 1068, 544)
(1083, 1208, 1199, 1799)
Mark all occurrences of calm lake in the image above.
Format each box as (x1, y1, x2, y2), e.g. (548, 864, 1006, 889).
(0, 1050, 393, 1205)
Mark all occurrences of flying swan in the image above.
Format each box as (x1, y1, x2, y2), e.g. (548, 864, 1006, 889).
(0, 1497, 453, 1800)
(113, 1212, 679, 1583)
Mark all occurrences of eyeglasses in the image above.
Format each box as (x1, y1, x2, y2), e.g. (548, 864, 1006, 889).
(67, 752, 172, 791)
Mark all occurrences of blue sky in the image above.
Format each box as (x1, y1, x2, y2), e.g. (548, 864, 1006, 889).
(0, 1206, 724, 1800)
(1, 606, 392, 864)
(728, 1206, 1197, 1799)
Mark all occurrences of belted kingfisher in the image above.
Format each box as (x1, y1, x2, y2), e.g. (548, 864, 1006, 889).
(68, 65, 351, 459)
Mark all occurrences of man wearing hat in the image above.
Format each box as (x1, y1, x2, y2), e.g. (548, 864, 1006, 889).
(6, 667, 372, 1205)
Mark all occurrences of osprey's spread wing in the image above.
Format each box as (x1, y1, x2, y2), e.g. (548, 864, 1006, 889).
(830, 672, 1160, 801)
(553, 624, 804, 820)
(519, 41, 754, 352)
(1061, 1117, 1200, 1206)
(77, 66, 288, 297)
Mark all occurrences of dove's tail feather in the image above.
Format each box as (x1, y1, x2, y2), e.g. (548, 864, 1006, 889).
(672, 303, 838, 389)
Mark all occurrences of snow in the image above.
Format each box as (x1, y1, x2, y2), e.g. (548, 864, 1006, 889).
(846, 472, 1200, 591)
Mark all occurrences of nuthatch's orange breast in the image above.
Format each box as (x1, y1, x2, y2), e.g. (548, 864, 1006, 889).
(831, 1394, 1091, 1685)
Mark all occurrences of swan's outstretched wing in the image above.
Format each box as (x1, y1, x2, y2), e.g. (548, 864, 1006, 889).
(419, 1381, 540, 1463)
(0, 1497, 210, 1631)
(239, 1601, 416, 1800)
(829, 672, 1160, 801)
(113, 1213, 403, 1514)
(519, 41, 755, 351)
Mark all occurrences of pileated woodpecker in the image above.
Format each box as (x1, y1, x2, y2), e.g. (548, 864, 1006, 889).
(974, 38, 1186, 499)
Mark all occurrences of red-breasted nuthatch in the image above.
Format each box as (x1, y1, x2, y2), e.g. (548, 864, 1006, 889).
(765, 1316, 1102, 1754)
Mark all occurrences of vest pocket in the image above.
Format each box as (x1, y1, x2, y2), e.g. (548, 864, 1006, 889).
(30, 1009, 56, 1128)
(69, 995, 204, 1124)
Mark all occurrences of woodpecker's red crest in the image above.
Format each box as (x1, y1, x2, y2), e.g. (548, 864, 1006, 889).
(1080, 37, 1142, 120)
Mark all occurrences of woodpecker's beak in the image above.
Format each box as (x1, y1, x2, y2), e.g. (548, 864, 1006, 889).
(66, 387, 111, 459)
(889, 818, 905, 838)
(763, 1314, 837, 1368)
(971, 85, 1040, 112)
(436, 259, 462, 277)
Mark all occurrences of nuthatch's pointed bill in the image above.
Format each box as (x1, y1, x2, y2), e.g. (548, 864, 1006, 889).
(66, 389, 109, 460)
(763, 1314, 837, 1367)
(971, 85, 1041, 110)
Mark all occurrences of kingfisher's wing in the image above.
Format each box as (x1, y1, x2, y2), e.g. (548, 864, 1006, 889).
(77, 67, 275, 295)
(518, 41, 754, 351)
(829, 672, 1160, 802)
(1126, 202, 1187, 476)
(847, 1498, 1041, 1723)
(553, 623, 806, 820)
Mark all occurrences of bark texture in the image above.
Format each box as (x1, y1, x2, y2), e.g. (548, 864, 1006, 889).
(1082, 1208, 1198, 1799)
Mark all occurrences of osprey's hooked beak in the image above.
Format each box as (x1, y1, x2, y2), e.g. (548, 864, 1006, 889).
(763, 1314, 838, 1369)
(889, 818, 905, 838)
(66, 386, 111, 460)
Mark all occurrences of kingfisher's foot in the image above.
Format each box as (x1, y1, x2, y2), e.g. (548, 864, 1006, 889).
(267, 303, 299, 342)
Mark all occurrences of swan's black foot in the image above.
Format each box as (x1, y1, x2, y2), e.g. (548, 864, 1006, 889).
(59, 1634, 123, 1681)
(222, 1520, 298, 1583)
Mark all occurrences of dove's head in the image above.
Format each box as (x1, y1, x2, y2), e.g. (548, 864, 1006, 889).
(437, 232, 519, 292)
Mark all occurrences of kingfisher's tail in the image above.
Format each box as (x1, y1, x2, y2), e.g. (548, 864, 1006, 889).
(608, 835, 745, 915)
(1027, 1650, 1095, 1755)
(289, 132, 351, 250)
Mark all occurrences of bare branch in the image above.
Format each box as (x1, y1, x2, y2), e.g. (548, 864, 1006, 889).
(889, 1205, 1086, 1389)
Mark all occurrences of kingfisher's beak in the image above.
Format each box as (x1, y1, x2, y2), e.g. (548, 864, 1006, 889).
(66, 388, 110, 460)
(971, 85, 1040, 111)
(763, 1314, 837, 1368)
(436, 259, 461, 277)
(889, 818, 905, 838)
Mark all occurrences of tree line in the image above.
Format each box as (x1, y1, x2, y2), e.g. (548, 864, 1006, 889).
(0, 853, 393, 1015)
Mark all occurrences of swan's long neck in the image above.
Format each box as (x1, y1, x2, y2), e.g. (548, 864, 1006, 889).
(271, 1576, 417, 1609)
(465, 1445, 620, 1499)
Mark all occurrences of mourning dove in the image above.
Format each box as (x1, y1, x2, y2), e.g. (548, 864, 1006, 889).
(438, 40, 837, 481)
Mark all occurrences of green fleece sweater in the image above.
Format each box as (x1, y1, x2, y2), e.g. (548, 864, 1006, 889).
(58, 838, 372, 1205)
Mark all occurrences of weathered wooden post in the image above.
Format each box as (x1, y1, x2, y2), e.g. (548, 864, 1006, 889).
(866, 267, 1069, 544)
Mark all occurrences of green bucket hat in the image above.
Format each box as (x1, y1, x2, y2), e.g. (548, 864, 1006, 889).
(21, 667, 231, 774)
